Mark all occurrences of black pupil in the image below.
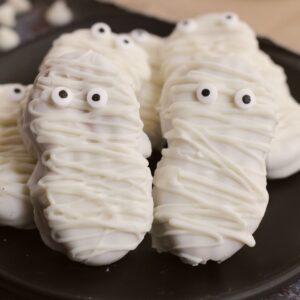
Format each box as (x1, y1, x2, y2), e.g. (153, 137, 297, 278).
(226, 15, 232, 19)
(14, 88, 21, 94)
(92, 94, 101, 101)
(99, 27, 105, 33)
(124, 39, 129, 44)
(59, 90, 68, 99)
(201, 89, 210, 97)
(242, 95, 251, 104)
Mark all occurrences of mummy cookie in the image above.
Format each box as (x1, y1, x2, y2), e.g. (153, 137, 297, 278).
(0, 84, 35, 228)
(152, 59, 277, 265)
(22, 50, 153, 265)
(130, 29, 164, 148)
(42, 23, 159, 150)
(163, 12, 300, 179)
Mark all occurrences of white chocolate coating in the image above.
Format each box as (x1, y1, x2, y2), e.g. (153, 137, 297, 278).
(42, 24, 151, 93)
(130, 29, 164, 148)
(0, 3, 16, 27)
(0, 26, 20, 51)
(161, 13, 257, 80)
(45, 0, 73, 27)
(0, 84, 35, 228)
(163, 12, 300, 179)
(8, 0, 32, 15)
(22, 50, 153, 265)
(152, 59, 277, 265)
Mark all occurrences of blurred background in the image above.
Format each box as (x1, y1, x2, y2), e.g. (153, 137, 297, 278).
(0, 0, 299, 53)
(113, 0, 300, 52)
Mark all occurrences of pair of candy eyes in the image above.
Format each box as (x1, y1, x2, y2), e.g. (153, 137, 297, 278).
(51, 87, 108, 108)
(196, 85, 256, 109)
(91, 23, 134, 49)
(178, 13, 239, 32)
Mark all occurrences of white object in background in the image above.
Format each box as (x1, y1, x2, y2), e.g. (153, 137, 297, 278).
(0, 3, 16, 27)
(0, 26, 20, 51)
(45, 0, 73, 27)
(8, 0, 32, 15)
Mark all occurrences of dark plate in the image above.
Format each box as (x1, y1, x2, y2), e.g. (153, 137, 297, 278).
(0, 1, 300, 300)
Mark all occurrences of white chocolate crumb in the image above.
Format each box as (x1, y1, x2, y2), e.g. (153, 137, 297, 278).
(45, 0, 73, 27)
(8, 0, 32, 15)
(0, 3, 16, 27)
(0, 26, 20, 51)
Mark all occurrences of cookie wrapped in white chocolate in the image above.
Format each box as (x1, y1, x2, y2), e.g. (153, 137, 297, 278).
(21, 50, 153, 265)
(0, 84, 35, 228)
(130, 29, 164, 148)
(162, 12, 300, 179)
(152, 58, 277, 265)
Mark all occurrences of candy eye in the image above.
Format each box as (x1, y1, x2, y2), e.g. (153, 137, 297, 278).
(177, 19, 196, 32)
(115, 35, 133, 49)
(131, 29, 147, 42)
(87, 88, 108, 108)
(220, 12, 239, 28)
(234, 89, 256, 110)
(51, 87, 72, 107)
(91, 22, 112, 38)
(6, 84, 26, 102)
(196, 84, 218, 104)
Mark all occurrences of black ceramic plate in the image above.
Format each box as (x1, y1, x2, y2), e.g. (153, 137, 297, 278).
(0, 2, 300, 300)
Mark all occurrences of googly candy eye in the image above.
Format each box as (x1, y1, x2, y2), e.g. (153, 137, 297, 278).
(219, 12, 239, 28)
(87, 88, 108, 108)
(176, 19, 196, 32)
(6, 84, 26, 102)
(234, 89, 256, 110)
(91, 22, 112, 39)
(131, 29, 148, 42)
(51, 87, 73, 107)
(115, 35, 133, 49)
(196, 84, 218, 104)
